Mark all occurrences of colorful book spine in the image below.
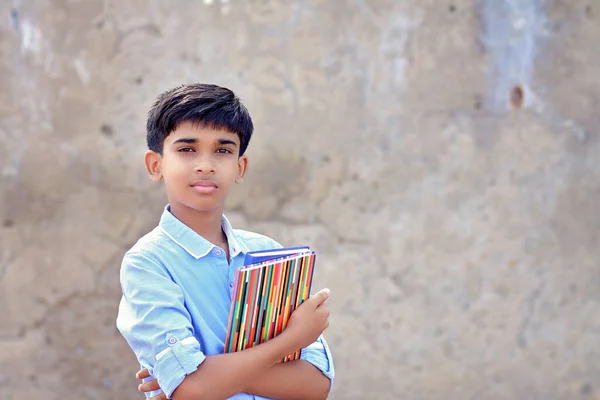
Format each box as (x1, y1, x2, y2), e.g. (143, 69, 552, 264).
(224, 250, 316, 362)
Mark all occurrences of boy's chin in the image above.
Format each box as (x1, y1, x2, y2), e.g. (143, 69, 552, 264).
(168, 198, 221, 214)
(186, 205, 219, 213)
(188, 199, 225, 213)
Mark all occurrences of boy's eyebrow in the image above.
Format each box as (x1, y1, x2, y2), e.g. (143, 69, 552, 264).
(172, 137, 198, 145)
(217, 138, 238, 147)
(171, 137, 238, 147)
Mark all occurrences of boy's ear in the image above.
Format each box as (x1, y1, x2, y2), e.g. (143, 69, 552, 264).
(235, 154, 248, 184)
(144, 150, 163, 182)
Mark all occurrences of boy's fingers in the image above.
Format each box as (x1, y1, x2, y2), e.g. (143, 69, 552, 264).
(150, 393, 167, 400)
(139, 379, 160, 393)
(136, 368, 150, 380)
(316, 303, 330, 315)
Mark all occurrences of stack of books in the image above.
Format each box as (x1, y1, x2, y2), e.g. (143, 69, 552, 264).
(223, 246, 316, 362)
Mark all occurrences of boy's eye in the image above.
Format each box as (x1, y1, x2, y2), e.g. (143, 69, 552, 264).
(178, 147, 195, 152)
(216, 148, 232, 154)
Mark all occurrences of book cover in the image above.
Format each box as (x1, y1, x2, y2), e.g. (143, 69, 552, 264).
(224, 247, 316, 362)
(242, 246, 310, 266)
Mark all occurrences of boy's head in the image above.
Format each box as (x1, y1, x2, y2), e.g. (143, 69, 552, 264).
(143, 83, 254, 215)
(146, 83, 253, 156)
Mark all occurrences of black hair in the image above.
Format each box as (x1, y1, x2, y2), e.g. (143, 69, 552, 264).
(146, 83, 254, 155)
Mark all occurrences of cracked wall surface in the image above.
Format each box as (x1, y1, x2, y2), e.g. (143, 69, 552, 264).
(1, 0, 600, 399)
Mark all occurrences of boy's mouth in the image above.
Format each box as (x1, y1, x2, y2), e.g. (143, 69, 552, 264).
(191, 180, 218, 194)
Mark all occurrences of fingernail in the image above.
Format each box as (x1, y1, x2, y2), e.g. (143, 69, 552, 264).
(323, 288, 330, 296)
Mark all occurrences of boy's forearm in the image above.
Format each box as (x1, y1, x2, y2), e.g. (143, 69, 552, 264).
(171, 331, 297, 400)
(245, 360, 330, 400)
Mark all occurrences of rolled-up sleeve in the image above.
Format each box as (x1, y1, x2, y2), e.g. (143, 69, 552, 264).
(116, 251, 206, 399)
(300, 334, 335, 387)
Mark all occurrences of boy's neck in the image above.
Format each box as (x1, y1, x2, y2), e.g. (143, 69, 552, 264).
(169, 203, 228, 249)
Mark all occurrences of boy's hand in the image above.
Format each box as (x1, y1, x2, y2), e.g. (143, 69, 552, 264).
(136, 368, 165, 400)
(285, 288, 331, 350)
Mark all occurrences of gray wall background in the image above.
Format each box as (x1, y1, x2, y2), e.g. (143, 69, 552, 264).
(1, 0, 599, 399)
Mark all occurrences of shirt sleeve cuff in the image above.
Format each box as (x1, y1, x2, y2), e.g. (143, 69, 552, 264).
(299, 335, 335, 387)
(153, 336, 206, 399)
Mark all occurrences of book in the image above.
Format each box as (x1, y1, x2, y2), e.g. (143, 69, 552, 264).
(242, 246, 310, 265)
(223, 247, 316, 362)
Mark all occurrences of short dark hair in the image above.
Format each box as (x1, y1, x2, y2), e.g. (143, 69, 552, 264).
(146, 83, 254, 155)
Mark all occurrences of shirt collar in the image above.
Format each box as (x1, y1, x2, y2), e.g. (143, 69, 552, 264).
(159, 205, 244, 259)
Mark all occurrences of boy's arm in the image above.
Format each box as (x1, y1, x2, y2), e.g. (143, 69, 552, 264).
(118, 251, 331, 400)
(244, 335, 334, 399)
(170, 332, 327, 400)
(244, 360, 330, 400)
(137, 337, 333, 400)
(242, 239, 334, 398)
(169, 292, 331, 400)
(137, 358, 330, 400)
(116, 251, 207, 399)
(140, 352, 331, 400)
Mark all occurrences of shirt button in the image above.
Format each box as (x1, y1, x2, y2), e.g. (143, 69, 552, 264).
(214, 249, 222, 256)
(168, 337, 177, 345)
(229, 282, 233, 288)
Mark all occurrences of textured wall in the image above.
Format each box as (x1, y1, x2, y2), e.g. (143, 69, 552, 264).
(1, 0, 599, 399)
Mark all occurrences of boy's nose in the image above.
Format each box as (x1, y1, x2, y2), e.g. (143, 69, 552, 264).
(195, 156, 215, 173)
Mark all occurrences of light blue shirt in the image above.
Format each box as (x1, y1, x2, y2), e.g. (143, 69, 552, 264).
(116, 205, 334, 399)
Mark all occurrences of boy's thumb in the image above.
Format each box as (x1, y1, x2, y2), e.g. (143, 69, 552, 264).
(309, 288, 330, 304)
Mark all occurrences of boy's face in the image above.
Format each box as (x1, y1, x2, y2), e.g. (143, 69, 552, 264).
(144, 121, 248, 215)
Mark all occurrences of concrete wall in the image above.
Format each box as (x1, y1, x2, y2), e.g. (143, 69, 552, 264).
(1, 0, 599, 399)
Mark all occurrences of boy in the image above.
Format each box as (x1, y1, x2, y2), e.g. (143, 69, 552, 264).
(116, 83, 335, 400)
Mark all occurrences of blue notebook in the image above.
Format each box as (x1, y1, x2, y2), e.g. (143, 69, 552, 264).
(243, 246, 311, 266)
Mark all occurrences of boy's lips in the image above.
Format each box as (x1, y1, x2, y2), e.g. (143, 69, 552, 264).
(191, 180, 218, 194)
